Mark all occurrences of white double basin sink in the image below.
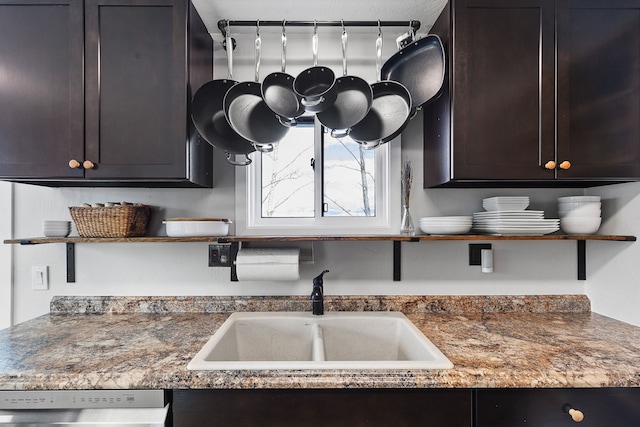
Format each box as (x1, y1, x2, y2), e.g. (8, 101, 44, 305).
(188, 311, 453, 370)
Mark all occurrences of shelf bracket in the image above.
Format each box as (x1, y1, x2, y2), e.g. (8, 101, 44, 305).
(577, 240, 586, 280)
(393, 240, 401, 281)
(66, 243, 75, 283)
(230, 241, 239, 282)
(393, 238, 419, 281)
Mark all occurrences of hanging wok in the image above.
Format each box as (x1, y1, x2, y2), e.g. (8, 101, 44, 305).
(191, 24, 257, 166)
(381, 33, 445, 109)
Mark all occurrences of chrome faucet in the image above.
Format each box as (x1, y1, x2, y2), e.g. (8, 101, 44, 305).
(310, 270, 329, 315)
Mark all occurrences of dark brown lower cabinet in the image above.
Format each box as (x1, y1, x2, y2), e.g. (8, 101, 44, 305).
(172, 389, 473, 427)
(476, 388, 640, 426)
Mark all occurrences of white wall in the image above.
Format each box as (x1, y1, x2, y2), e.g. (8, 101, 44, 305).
(585, 182, 640, 326)
(6, 28, 638, 326)
(0, 181, 12, 329)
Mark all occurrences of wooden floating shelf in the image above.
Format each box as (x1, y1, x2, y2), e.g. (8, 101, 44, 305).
(4, 234, 637, 245)
(4, 234, 635, 283)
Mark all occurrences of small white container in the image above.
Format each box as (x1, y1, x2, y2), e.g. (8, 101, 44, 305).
(163, 218, 231, 237)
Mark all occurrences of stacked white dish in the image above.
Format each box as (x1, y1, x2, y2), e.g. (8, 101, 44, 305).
(418, 216, 473, 235)
(558, 196, 601, 234)
(473, 197, 559, 235)
(43, 220, 71, 237)
(483, 196, 530, 211)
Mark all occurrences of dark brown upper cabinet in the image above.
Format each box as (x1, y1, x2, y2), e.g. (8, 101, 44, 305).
(0, 0, 213, 187)
(423, 0, 640, 188)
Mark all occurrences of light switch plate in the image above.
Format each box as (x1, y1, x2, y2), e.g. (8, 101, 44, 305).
(31, 266, 49, 290)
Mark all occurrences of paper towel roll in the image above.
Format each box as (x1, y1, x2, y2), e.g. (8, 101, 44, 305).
(235, 248, 300, 281)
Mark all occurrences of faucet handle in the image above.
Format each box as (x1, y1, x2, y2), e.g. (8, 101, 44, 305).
(313, 269, 330, 287)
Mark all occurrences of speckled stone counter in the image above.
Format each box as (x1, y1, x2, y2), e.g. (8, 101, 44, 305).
(1, 295, 639, 391)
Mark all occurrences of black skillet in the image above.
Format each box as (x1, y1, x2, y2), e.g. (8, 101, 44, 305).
(223, 23, 289, 147)
(381, 33, 445, 109)
(316, 24, 373, 137)
(293, 22, 337, 113)
(261, 21, 305, 126)
(350, 28, 413, 147)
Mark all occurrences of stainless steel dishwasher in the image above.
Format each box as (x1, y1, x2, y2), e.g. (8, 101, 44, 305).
(0, 389, 168, 426)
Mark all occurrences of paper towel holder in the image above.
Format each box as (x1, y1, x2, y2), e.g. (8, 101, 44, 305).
(229, 242, 313, 281)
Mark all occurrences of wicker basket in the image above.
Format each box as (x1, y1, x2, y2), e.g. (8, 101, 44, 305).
(69, 205, 152, 238)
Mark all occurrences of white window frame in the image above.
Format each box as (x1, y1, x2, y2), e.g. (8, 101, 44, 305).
(235, 121, 401, 236)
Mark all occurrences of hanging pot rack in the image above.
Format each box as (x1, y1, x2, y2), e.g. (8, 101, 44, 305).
(217, 19, 421, 38)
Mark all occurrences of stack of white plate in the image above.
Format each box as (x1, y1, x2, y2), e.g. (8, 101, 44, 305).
(482, 196, 530, 211)
(558, 196, 601, 234)
(472, 211, 559, 235)
(43, 220, 71, 237)
(419, 216, 473, 235)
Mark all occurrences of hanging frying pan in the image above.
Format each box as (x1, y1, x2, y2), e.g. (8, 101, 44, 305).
(261, 21, 305, 126)
(381, 30, 445, 109)
(191, 22, 257, 166)
(293, 22, 337, 113)
(316, 23, 373, 138)
(224, 22, 290, 147)
(350, 26, 413, 147)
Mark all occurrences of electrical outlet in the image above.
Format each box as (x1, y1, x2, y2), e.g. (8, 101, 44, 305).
(469, 244, 492, 266)
(31, 266, 49, 290)
(209, 244, 232, 267)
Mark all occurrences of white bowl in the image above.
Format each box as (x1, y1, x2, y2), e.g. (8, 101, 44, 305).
(558, 201, 601, 210)
(164, 218, 231, 237)
(560, 217, 601, 235)
(419, 216, 473, 222)
(557, 196, 601, 203)
(559, 204, 601, 218)
(419, 223, 473, 235)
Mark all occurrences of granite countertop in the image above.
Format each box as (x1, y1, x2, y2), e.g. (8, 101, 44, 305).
(1, 295, 639, 391)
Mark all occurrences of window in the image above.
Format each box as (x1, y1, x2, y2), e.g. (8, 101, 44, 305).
(236, 117, 400, 236)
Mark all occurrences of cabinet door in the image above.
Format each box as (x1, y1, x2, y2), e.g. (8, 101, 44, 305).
(84, 0, 188, 180)
(0, 0, 84, 179)
(556, 0, 640, 180)
(451, 0, 556, 181)
(173, 389, 473, 427)
(477, 388, 640, 426)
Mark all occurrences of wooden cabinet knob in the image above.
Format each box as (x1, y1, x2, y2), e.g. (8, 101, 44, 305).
(544, 160, 556, 170)
(568, 408, 584, 422)
(68, 159, 81, 169)
(559, 160, 571, 170)
(83, 160, 95, 170)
